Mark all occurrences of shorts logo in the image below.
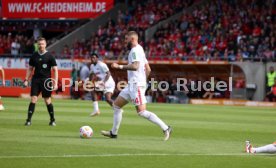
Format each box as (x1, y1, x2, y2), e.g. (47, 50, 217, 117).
(42, 64, 47, 68)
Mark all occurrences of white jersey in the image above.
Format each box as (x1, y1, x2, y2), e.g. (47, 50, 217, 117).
(127, 44, 148, 86)
(90, 61, 114, 82)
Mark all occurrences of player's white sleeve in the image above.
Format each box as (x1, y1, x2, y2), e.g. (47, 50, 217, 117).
(130, 48, 142, 63)
(144, 56, 148, 64)
(101, 63, 109, 73)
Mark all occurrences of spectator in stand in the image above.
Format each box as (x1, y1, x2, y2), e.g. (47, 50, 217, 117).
(70, 65, 78, 99)
(11, 38, 20, 58)
(0, 43, 4, 55)
(266, 66, 276, 93)
(265, 79, 276, 102)
(23, 39, 34, 54)
(156, 92, 166, 103)
(169, 79, 178, 95)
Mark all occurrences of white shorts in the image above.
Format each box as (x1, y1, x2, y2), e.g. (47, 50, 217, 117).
(103, 80, 115, 94)
(94, 79, 115, 94)
(119, 85, 147, 106)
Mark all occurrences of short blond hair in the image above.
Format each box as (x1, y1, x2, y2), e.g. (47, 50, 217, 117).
(127, 31, 138, 39)
(37, 37, 46, 42)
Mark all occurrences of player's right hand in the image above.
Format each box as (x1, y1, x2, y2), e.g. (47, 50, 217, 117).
(111, 63, 119, 69)
(23, 80, 28, 87)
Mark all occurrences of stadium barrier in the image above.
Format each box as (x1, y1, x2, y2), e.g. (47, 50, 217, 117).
(1, 58, 274, 102)
(190, 99, 276, 107)
(0, 69, 71, 97)
(0, 58, 71, 97)
(0, 58, 239, 99)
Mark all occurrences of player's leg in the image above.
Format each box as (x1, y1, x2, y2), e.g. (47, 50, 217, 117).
(25, 96, 38, 126)
(135, 86, 172, 141)
(0, 96, 4, 111)
(101, 87, 129, 138)
(253, 144, 276, 153)
(42, 79, 56, 126)
(90, 91, 100, 116)
(44, 97, 56, 126)
(104, 81, 115, 107)
(25, 79, 40, 126)
(136, 104, 171, 141)
(105, 92, 113, 107)
(111, 96, 128, 135)
(246, 141, 276, 153)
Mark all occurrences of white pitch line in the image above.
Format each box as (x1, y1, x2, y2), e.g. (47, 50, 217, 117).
(0, 153, 275, 159)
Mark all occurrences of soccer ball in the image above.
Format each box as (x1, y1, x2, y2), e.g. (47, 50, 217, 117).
(80, 126, 93, 139)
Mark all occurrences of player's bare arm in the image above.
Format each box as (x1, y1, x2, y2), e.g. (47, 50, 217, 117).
(145, 63, 151, 78)
(103, 71, 111, 83)
(111, 61, 139, 71)
(0, 67, 5, 86)
(52, 66, 58, 90)
(23, 66, 34, 87)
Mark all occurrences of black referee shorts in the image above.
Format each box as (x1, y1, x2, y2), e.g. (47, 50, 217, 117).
(31, 78, 52, 98)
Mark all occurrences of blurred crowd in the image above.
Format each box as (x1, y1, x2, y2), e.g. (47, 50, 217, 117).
(148, 0, 276, 61)
(62, 0, 276, 61)
(59, 0, 195, 59)
(0, 34, 35, 56)
(0, 20, 82, 57)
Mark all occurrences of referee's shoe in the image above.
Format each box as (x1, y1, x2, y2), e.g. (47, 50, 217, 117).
(24, 120, 56, 126)
(49, 120, 56, 126)
(24, 120, 31, 126)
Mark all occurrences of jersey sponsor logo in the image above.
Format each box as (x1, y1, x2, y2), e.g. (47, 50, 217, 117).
(132, 52, 136, 60)
(42, 64, 47, 68)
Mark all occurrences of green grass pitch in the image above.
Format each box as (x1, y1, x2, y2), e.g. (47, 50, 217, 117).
(0, 97, 276, 168)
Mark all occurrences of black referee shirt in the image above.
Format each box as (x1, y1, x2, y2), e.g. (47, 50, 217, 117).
(29, 51, 57, 79)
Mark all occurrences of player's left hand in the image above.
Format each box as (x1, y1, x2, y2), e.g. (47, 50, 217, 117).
(94, 81, 105, 91)
(111, 63, 119, 69)
(53, 84, 58, 91)
(23, 80, 28, 88)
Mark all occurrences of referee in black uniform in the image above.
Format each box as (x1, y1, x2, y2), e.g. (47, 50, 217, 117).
(23, 37, 58, 126)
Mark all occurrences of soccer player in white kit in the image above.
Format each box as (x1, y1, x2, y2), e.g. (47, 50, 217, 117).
(89, 53, 115, 116)
(101, 31, 172, 141)
(0, 65, 5, 111)
(246, 140, 276, 154)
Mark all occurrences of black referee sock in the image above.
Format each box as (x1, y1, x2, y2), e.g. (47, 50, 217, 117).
(47, 103, 55, 121)
(27, 103, 35, 121)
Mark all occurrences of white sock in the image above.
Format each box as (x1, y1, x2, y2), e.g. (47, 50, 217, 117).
(111, 105, 123, 135)
(93, 101, 99, 112)
(254, 144, 276, 153)
(139, 110, 168, 131)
